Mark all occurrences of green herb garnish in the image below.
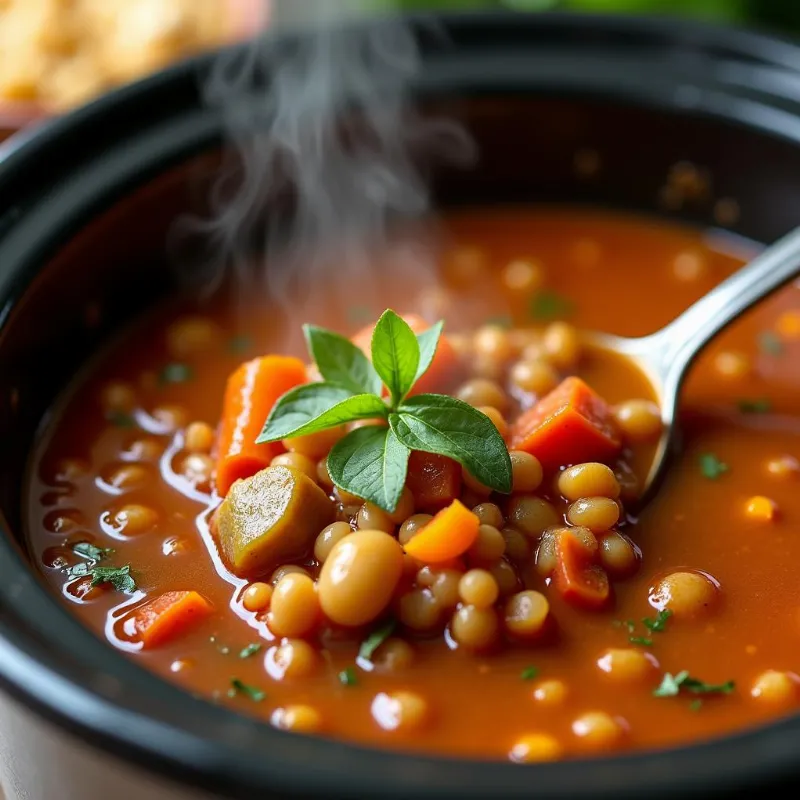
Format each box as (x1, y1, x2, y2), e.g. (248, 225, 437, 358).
(358, 618, 396, 663)
(529, 290, 574, 321)
(689, 699, 704, 712)
(653, 670, 735, 698)
(228, 678, 266, 702)
(66, 563, 136, 593)
(699, 452, 729, 480)
(642, 609, 672, 634)
(227, 335, 253, 355)
(257, 310, 512, 513)
(339, 667, 359, 687)
(758, 331, 784, 355)
(737, 398, 772, 414)
(104, 410, 136, 428)
(72, 542, 113, 562)
(520, 666, 539, 681)
(239, 643, 262, 659)
(629, 636, 654, 647)
(159, 363, 194, 385)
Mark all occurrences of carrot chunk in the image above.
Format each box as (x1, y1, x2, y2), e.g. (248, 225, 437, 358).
(510, 377, 621, 470)
(406, 452, 462, 512)
(216, 355, 307, 496)
(352, 313, 461, 395)
(130, 590, 213, 648)
(553, 530, 611, 611)
(403, 499, 480, 563)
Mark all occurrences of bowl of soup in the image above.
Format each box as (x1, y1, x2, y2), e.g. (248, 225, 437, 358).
(2, 10, 800, 800)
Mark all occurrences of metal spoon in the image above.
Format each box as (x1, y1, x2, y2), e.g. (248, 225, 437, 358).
(588, 225, 800, 504)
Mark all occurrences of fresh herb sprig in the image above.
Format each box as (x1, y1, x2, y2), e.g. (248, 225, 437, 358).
(257, 310, 512, 513)
(653, 670, 735, 699)
(66, 563, 136, 593)
(66, 543, 135, 593)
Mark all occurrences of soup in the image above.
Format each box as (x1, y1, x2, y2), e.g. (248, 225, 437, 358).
(26, 209, 800, 762)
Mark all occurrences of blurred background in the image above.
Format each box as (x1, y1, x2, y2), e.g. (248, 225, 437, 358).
(0, 0, 798, 137)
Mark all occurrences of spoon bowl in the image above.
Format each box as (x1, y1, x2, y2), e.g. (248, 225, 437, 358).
(588, 224, 800, 504)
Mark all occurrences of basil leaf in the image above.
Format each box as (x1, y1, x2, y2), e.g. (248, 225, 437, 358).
(371, 310, 420, 405)
(257, 383, 386, 443)
(414, 321, 444, 388)
(391, 394, 512, 493)
(304, 324, 382, 396)
(327, 425, 410, 513)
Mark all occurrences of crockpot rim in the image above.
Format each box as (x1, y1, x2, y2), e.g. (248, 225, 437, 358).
(2, 10, 800, 799)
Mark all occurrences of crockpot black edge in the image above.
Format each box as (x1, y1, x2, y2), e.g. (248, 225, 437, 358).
(1, 11, 800, 799)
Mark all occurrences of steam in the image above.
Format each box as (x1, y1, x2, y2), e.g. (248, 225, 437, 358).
(173, 0, 473, 325)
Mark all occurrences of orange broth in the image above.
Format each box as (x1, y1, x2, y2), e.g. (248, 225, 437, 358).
(25, 209, 800, 760)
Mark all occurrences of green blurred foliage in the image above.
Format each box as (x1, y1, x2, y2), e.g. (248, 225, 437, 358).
(363, 0, 800, 31)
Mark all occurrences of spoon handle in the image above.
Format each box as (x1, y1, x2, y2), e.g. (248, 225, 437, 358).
(651, 226, 800, 382)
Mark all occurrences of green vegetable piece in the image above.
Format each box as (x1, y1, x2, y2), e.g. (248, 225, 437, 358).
(698, 452, 728, 479)
(239, 643, 262, 659)
(642, 609, 672, 633)
(520, 666, 539, 681)
(339, 667, 359, 686)
(159, 363, 194, 385)
(737, 398, 772, 414)
(213, 465, 334, 578)
(629, 636, 653, 647)
(357, 618, 397, 664)
(228, 678, 265, 702)
(72, 542, 112, 562)
(67, 562, 136, 593)
(327, 426, 410, 513)
(654, 670, 735, 698)
(529, 290, 574, 320)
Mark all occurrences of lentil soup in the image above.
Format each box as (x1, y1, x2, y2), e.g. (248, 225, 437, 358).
(26, 209, 800, 762)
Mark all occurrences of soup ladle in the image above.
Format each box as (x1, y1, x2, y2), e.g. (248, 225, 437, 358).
(587, 225, 800, 505)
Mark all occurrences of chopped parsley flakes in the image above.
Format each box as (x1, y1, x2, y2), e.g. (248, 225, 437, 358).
(699, 452, 729, 480)
(158, 363, 194, 385)
(239, 643, 262, 659)
(338, 667, 359, 687)
(66, 563, 136, 593)
(228, 678, 266, 702)
(654, 670, 735, 699)
(529, 290, 574, 321)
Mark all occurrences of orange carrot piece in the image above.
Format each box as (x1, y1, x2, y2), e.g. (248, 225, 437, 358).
(403, 499, 480, 563)
(216, 355, 307, 496)
(130, 590, 213, 648)
(352, 313, 461, 395)
(406, 452, 462, 512)
(510, 376, 621, 470)
(552, 530, 611, 611)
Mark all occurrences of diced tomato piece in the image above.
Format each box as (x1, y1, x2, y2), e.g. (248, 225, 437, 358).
(552, 529, 611, 611)
(406, 452, 462, 512)
(510, 376, 621, 470)
(352, 313, 461, 395)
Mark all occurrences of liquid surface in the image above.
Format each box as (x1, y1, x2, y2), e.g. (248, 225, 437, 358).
(26, 209, 800, 760)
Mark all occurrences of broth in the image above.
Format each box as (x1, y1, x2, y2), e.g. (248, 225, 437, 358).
(26, 208, 800, 761)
